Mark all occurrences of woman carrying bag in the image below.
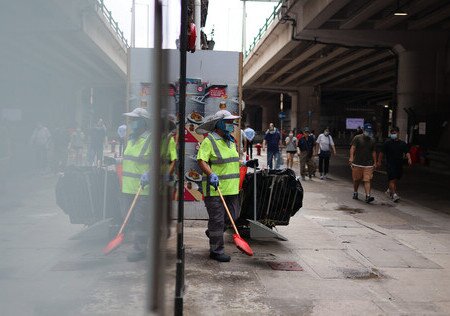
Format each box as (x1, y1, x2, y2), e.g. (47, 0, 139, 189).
(285, 130, 297, 169)
(316, 128, 336, 180)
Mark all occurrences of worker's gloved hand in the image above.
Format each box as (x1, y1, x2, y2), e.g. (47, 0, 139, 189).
(140, 172, 150, 187)
(208, 173, 219, 190)
(245, 159, 259, 168)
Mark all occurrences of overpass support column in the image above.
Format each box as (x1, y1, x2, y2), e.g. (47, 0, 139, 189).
(261, 100, 279, 131)
(289, 92, 298, 132)
(298, 87, 321, 132)
(397, 51, 422, 142)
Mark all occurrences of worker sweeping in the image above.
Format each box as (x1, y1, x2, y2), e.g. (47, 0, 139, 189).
(196, 111, 256, 262)
(121, 107, 152, 262)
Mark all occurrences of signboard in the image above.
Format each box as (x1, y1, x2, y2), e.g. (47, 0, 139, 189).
(418, 122, 426, 135)
(346, 118, 364, 130)
(278, 111, 286, 120)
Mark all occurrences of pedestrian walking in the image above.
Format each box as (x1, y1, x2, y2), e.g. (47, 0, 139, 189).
(87, 119, 106, 166)
(196, 110, 242, 262)
(263, 123, 281, 169)
(121, 108, 152, 262)
(349, 123, 377, 203)
(30, 122, 51, 173)
(285, 130, 297, 169)
(377, 127, 412, 202)
(243, 124, 255, 159)
(117, 123, 127, 157)
(297, 127, 315, 180)
(316, 128, 336, 179)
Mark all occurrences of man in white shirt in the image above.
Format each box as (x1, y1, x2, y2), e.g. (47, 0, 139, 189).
(316, 128, 336, 179)
(243, 124, 256, 159)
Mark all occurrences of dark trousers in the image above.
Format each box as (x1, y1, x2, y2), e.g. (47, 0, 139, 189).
(88, 144, 103, 166)
(204, 195, 240, 254)
(319, 156, 330, 174)
(119, 138, 125, 156)
(122, 193, 150, 251)
(246, 139, 253, 159)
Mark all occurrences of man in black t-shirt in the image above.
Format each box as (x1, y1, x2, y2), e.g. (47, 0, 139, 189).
(377, 127, 412, 202)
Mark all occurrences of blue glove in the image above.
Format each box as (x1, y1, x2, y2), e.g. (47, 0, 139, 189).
(208, 173, 219, 190)
(140, 171, 150, 187)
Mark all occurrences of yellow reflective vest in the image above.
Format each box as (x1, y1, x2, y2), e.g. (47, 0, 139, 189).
(197, 132, 240, 197)
(122, 131, 151, 195)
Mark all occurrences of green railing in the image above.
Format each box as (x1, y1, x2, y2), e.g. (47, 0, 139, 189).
(95, 0, 129, 48)
(244, 0, 283, 58)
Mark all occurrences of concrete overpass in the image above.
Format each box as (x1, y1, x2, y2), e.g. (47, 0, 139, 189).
(243, 0, 450, 151)
(0, 0, 128, 169)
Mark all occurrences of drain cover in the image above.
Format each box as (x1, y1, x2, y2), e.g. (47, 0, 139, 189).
(267, 261, 303, 271)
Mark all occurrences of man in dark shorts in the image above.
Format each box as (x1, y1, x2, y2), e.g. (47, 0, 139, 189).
(349, 123, 377, 203)
(377, 127, 412, 202)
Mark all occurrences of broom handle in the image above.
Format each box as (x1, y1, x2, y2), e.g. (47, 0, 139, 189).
(118, 186, 142, 235)
(217, 187, 240, 237)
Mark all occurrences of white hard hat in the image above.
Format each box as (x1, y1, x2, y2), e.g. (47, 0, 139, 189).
(123, 107, 149, 119)
(195, 110, 240, 134)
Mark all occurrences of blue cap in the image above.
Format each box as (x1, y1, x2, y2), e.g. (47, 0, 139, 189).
(363, 123, 373, 132)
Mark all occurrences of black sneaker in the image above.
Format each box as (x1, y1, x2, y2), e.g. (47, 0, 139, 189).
(127, 251, 146, 262)
(352, 192, 358, 200)
(209, 252, 231, 262)
(365, 195, 375, 203)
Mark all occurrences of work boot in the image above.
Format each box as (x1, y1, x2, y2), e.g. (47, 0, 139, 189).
(209, 252, 231, 262)
(127, 251, 146, 262)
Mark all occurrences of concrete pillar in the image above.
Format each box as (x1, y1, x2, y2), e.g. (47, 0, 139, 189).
(261, 100, 279, 131)
(397, 50, 436, 142)
(397, 51, 421, 142)
(298, 87, 321, 133)
(289, 92, 298, 132)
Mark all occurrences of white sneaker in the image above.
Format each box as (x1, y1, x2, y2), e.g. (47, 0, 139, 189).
(392, 193, 400, 202)
(324, 174, 328, 179)
(385, 189, 391, 198)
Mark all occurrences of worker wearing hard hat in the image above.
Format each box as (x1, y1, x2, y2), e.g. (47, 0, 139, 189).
(196, 110, 257, 262)
(122, 107, 152, 262)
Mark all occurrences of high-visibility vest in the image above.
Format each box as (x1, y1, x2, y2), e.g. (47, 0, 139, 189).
(198, 133, 240, 197)
(122, 131, 151, 195)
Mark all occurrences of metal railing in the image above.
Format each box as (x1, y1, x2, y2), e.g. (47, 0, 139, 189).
(95, 0, 129, 48)
(244, 0, 282, 59)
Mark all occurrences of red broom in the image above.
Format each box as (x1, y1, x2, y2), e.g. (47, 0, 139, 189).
(103, 186, 142, 254)
(217, 187, 253, 256)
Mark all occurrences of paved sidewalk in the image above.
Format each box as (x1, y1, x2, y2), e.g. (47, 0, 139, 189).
(1, 150, 450, 315)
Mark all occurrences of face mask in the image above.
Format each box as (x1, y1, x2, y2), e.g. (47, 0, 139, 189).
(324, 132, 329, 136)
(289, 133, 293, 137)
(390, 133, 398, 140)
(225, 123, 234, 133)
(363, 131, 370, 137)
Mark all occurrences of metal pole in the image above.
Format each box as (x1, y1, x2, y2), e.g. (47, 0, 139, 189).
(195, 0, 201, 50)
(147, 0, 165, 313)
(175, 0, 188, 314)
(131, 0, 136, 47)
(242, 0, 246, 53)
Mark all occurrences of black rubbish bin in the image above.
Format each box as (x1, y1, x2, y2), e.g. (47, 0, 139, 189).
(238, 168, 303, 228)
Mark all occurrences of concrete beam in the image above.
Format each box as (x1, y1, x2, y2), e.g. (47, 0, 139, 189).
(374, 0, 442, 30)
(243, 22, 298, 86)
(309, 51, 392, 85)
(327, 60, 395, 87)
(339, 0, 396, 30)
(300, 49, 373, 84)
(353, 71, 396, 87)
(408, 3, 450, 30)
(280, 47, 348, 85)
(262, 44, 325, 84)
(302, 0, 352, 29)
(297, 29, 448, 51)
(245, 84, 299, 92)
